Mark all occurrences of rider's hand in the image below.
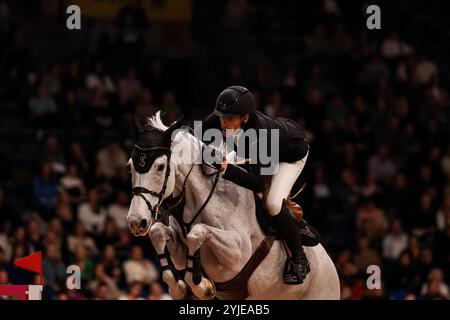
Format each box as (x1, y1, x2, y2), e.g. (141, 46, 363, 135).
(220, 160, 228, 172)
(203, 145, 225, 171)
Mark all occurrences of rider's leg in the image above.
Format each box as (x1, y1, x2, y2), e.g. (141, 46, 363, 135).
(265, 152, 310, 285)
(265, 151, 308, 215)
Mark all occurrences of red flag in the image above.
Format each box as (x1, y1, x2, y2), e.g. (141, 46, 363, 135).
(15, 251, 43, 285)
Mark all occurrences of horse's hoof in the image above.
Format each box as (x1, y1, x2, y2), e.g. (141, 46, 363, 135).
(202, 280, 217, 300)
(191, 279, 216, 300)
(170, 281, 192, 300)
(181, 285, 195, 300)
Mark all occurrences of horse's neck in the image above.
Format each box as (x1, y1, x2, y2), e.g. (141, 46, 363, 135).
(172, 131, 263, 239)
(172, 131, 203, 167)
(172, 132, 209, 218)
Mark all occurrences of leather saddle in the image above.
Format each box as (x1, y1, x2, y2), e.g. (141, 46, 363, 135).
(253, 192, 321, 248)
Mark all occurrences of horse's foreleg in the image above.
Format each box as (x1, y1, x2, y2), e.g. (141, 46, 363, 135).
(149, 222, 189, 300)
(184, 223, 242, 300)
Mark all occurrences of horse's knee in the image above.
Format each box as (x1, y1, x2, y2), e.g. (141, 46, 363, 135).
(265, 196, 282, 216)
(186, 225, 208, 249)
(149, 223, 166, 245)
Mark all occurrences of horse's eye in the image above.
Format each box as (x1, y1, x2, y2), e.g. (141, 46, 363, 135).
(157, 164, 165, 172)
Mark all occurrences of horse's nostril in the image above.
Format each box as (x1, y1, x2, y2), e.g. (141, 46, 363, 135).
(140, 219, 148, 230)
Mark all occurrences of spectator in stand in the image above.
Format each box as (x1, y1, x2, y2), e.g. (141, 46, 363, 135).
(147, 281, 172, 300)
(96, 218, 120, 250)
(381, 32, 414, 60)
(55, 191, 74, 231)
(107, 191, 130, 231)
(360, 171, 382, 202)
(356, 197, 389, 242)
(436, 193, 450, 231)
(29, 84, 58, 128)
(85, 61, 115, 95)
(388, 173, 411, 223)
(390, 250, 421, 293)
(42, 243, 66, 296)
(383, 218, 409, 261)
(118, 281, 144, 300)
(161, 90, 182, 123)
(118, 67, 142, 106)
(123, 246, 158, 285)
(33, 162, 59, 219)
(335, 168, 360, 216)
(417, 248, 435, 282)
(264, 90, 289, 117)
(0, 268, 9, 285)
(93, 283, 110, 300)
(39, 136, 66, 175)
(368, 145, 397, 185)
(339, 260, 366, 300)
(100, 245, 121, 278)
(67, 222, 99, 257)
(88, 263, 122, 299)
(413, 54, 438, 86)
(353, 235, 381, 272)
(421, 268, 449, 300)
(411, 192, 436, 239)
(72, 243, 94, 286)
(59, 163, 85, 204)
(68, 142, 90, 177)
(42, 64, 62, 97)
(96, 143, 128, 179)
(78, 189, 107, 236)
(88, 87, 115, 129)
(26, 216, 44, 252)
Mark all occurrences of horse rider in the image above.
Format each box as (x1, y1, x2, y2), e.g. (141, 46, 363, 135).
(201, 85, 311, 284)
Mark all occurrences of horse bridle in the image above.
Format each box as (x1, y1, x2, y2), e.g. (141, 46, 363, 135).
(131, 137, 221, 232)
(131, 144, 172, 220)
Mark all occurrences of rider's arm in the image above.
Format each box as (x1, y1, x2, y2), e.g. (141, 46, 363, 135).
(222, 163, 265, 193)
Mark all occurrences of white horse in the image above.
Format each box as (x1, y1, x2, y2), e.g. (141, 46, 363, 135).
(126, 112, 340, 300)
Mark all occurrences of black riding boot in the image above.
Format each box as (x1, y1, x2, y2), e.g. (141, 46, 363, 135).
(273, 199, 310, 285)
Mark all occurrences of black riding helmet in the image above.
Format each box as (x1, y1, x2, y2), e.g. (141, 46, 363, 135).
(214, 85, 256, 117)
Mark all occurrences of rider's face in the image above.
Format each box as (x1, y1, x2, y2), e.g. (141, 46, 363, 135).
(220, 114, 249, 136)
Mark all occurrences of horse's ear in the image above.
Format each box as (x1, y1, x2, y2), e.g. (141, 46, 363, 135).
(133, 114, 144, 136)
(164, 115, 185, 145)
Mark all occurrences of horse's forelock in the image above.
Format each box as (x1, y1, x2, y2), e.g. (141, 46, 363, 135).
(146, 111, 169, 132)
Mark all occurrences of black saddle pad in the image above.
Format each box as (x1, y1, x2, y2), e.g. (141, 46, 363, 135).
(253, 193, 320, 247)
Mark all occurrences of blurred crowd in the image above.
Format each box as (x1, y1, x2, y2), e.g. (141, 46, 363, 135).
(1, 0, 450, 299)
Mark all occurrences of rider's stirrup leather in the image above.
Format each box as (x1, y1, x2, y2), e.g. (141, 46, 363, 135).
(274, 199, 310, 285)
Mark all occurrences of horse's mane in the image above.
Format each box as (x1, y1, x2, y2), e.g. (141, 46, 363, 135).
(144, 111, 200, 156)
(145, 111, 169, 132)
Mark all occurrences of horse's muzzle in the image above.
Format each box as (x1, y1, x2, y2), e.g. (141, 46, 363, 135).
(127, 216, 151, 236)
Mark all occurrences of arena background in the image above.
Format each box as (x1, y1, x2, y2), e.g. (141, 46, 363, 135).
(0, 0, 449, 300)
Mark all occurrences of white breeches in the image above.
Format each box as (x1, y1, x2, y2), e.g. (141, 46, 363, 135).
(265, 151, 309, 215)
